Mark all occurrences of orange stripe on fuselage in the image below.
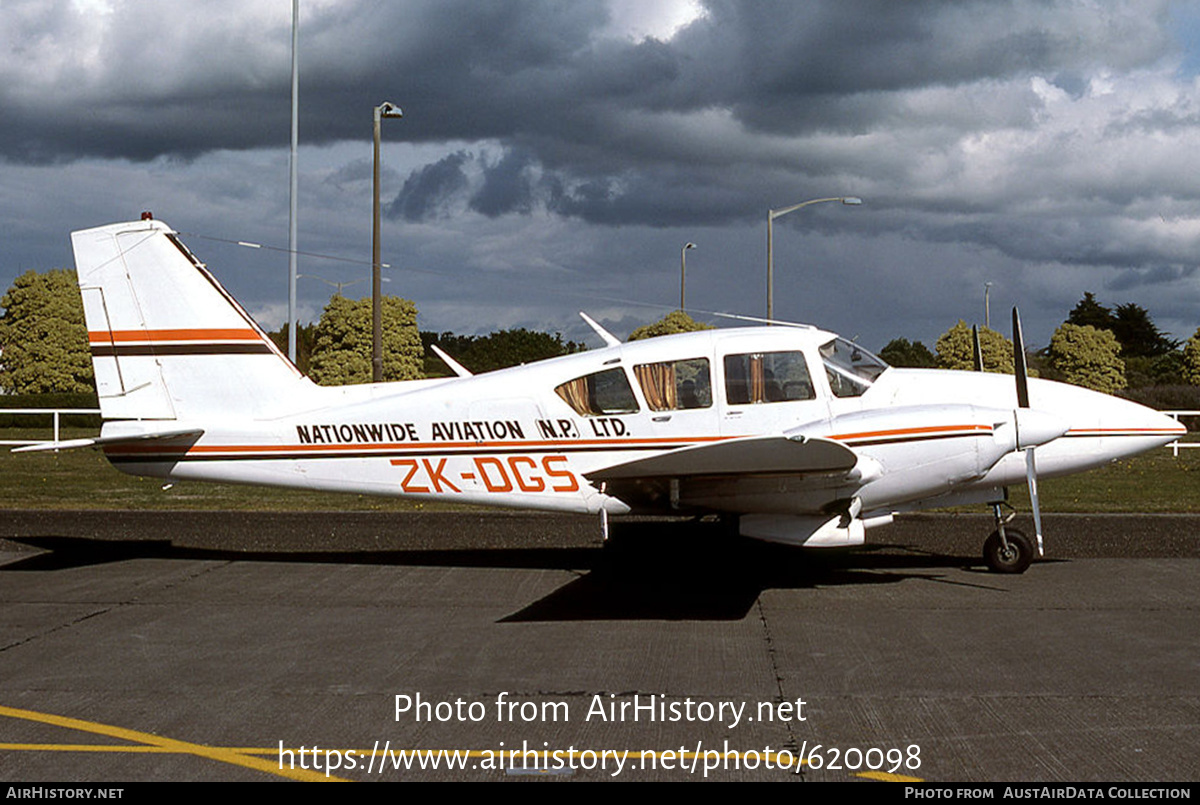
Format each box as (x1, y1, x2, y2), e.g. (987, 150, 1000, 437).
(829, 423, 992, 442)
(89, 328, 262, 344)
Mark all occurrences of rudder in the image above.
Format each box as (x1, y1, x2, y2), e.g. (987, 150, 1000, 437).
(72, 219, 311, 421)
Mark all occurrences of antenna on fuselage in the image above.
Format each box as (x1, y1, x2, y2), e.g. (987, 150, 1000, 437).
(972, 325, 984, 372)
(711, 311, 815, 329)
(579, 312, 621, 347)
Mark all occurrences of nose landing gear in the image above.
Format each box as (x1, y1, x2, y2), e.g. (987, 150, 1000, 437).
(984, 502, 1034, 574)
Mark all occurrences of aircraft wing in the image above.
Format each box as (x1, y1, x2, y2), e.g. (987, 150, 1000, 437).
(586, 435, 857, 481)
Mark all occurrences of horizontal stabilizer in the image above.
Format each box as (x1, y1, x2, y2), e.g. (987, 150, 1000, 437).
(587, 435, 857, 481)
(12, 428, 204, 454)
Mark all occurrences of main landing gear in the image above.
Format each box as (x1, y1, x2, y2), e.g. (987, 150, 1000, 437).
(983, 502, 1034, 574)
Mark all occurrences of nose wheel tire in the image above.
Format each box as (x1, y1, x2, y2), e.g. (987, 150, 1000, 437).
(983, 528, 1034, 574)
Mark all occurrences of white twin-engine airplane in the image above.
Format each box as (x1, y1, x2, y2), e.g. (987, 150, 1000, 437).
(26, 218, 1186, 573)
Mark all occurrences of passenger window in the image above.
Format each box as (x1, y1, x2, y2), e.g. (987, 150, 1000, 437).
(633, 358, 712, 412)
(724, 351, 814, 405)
(554, 368, 640, 416)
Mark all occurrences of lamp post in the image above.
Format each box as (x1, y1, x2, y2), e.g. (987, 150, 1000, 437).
(680, 242, 696, 310)
(766, 196, 862, 321)
(372, 101, 403, 383)
(984, 281, 994, 329)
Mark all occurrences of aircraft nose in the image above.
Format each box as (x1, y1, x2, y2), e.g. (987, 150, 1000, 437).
(1016, 379, 1187, 472)
(1067, 392, 1187, 458)
(1114, 399, 1188, 443)
(1094, 400, 1185, 443)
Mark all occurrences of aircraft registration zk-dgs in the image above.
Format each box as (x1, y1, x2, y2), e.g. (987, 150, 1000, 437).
(25, 218, 1186, 573)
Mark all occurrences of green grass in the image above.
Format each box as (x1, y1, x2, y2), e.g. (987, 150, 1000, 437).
(3, 428, 1200, 513)
(1009, 443, 1200, 513)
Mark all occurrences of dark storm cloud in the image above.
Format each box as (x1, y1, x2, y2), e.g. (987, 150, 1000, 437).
(469, 148, 537, 217)
(668, 1, 1172, 131)
(387, 150, 470, 221)
(0, 1, 1174, 162)
(4, 0, 1199, 345)
(0, 0, 613, 162)
(1106, 264, 1199, 293)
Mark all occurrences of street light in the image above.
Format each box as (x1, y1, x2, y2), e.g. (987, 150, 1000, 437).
(766, 196, 862, 321)
(372, 100, 403, 383)
(984, 281, 994, 329)
(680, 242, 696, 310)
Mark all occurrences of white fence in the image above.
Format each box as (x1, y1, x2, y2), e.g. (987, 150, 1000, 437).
(1161, 410, 1200, 457)
(0, 408, 102, 446)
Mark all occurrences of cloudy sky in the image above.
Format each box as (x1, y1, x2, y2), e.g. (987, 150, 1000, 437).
(3, 0, 1200, 353)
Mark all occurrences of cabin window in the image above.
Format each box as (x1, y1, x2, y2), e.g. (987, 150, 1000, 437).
(820, 338, 888, 398)
(554, 368, 640, 416)
(723, 351, 815, 405)
(633, 357, 712, 412)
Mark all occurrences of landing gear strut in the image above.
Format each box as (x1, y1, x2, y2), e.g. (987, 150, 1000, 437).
(984, 502, 1034, 574)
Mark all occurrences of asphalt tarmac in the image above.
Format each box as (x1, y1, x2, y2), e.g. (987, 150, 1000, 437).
(0, 510, 1197, 782)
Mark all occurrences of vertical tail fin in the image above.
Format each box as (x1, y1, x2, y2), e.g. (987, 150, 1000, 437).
(72, 219, 310, 421)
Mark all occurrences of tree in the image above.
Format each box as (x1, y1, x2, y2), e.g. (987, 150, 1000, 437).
(308, 295, 422, 385)
(934, 321, 1014, 373)
(423, 328, 583, 375)
(1110, 302, 1177, 358)
(1067, 292, 1114, 331)
(878, 338, 936, 368)
(1066, 293, 1176, 361)
(1183, 328, 1200, 385)
(1046, 323, 1126, 394)
(628, 310, 714, 341)
(0, 269, 94, 394)
(267, 321, 317, 375)
(1124, 353, 1184, 388)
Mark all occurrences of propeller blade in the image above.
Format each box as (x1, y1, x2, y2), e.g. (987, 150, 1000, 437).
(1014, 305, 1043, 559)
(1025, 448, 1045, 557)
(972, 325, 983, 372)
(1012, 307, 1030, 408)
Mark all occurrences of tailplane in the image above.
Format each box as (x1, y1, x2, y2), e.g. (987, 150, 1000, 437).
(72, 219, 312, 421)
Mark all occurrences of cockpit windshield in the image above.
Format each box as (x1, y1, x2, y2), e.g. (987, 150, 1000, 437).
(820, 338, 889, 398)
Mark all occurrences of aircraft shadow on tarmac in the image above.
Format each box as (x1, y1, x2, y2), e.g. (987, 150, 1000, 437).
(1, 520, 990, 621)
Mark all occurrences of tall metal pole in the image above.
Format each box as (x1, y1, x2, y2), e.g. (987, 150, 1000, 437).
(680, 242, 695, 310)
(766, 196, 863, 321)
(372, 107, 382, 383)
(984, 281, 993, 329)
(287, 0, 299, 364)
(766, 212, 775, 321)
(372, 102, 402, 383)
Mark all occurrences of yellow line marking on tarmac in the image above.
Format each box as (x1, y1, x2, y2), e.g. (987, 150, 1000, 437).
(858, 771, 925, 782)
(2, 708, 927, 782)
(0, 706, 345, 782)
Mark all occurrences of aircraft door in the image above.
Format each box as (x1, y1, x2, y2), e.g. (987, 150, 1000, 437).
(718, 348, 829, 436)
(631, 356, 718, 439)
